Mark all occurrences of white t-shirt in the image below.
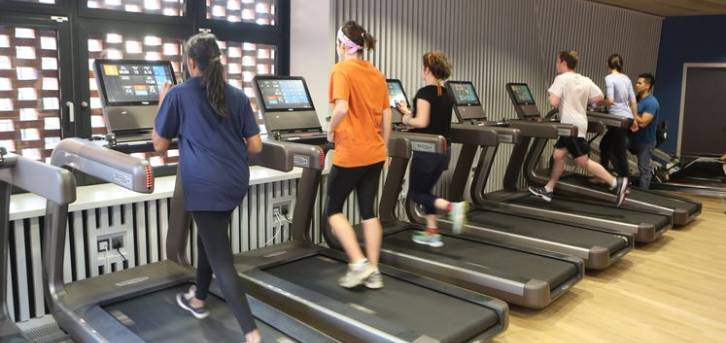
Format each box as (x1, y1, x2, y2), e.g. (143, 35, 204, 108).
(548, 72, 603, 138)
(605, 73, 636, 119)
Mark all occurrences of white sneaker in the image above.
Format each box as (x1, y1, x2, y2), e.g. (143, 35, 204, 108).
(338, 260, 376, 288)
(449, 202, 468, 234)
(176, 285, 210, 319)
(364, 269, 384, 289)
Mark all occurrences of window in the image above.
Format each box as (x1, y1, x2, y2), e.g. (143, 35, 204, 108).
(0, 25, 63, 162)
(87, 32, 184, 166)
(207, 0, 276, 25)
(86, 0, 185, 16)
(218, 40, 275, 124)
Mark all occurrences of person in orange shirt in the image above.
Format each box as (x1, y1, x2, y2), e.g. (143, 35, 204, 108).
(327, 20, 392, 289)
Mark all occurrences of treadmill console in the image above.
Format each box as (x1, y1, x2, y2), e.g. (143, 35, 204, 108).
(445, 81, 487, 122)
(386, 79, 409, 125)
(505, 83, 540, 119)
(94, 59, 177, 132)
(253, 76, 331, 148)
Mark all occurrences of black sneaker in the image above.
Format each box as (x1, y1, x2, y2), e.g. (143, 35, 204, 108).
(528, 186, 553, 202)
(614, 177, 629, 208)
(176, 285, 210, 319)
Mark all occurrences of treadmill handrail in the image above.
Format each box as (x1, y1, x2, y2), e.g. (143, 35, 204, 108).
(390, 131, 447, 155)
(587, 110, 629, 129)
(506, 120, 578, 138)
(51, 138, 153, 194)
(0, 154, 76, 205)
(449, 124, 500, 146)
(1, 155, 75, 338)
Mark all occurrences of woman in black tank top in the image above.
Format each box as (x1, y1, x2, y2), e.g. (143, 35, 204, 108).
(395, 51, 467, 248)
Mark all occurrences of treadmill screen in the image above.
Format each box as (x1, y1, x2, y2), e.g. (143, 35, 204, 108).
(96, 60, 175, 106)
(257, 79, 313, 111)
(387, 80, 409, 107)
(510, 84, 536, 105)
(449, 82, 481, 106)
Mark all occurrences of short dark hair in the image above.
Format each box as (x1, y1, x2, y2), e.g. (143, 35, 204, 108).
(558, 50, 579, 70)
(638, 73, 656, 90)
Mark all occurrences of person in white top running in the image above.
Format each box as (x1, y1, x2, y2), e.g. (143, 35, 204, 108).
(599, 54, 637, 180)
(528, 50, 629, 207)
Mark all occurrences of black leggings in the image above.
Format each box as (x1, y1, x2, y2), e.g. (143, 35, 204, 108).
(192, 210, 256, 334)
(408, 152, 449, 215)
(600, 126, 630, 177)
(325, 162, 384, 220)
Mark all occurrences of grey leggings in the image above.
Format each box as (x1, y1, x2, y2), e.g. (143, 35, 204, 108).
(192, 210, 256, 334)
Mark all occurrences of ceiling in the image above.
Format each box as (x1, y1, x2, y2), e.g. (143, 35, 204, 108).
(588, 0, 726, 17)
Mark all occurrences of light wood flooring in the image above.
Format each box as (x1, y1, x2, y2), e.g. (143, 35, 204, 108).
(495, 194, 726, 343)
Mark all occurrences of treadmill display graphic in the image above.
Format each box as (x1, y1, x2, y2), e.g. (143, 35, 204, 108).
(450, 83, 480, 106)
(511, 84, 535, 105)
(99, 62, 172, 104)
(258, 79, 312, 110)
(387, 81, 407, 107)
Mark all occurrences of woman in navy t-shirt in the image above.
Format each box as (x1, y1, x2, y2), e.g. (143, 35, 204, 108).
(152, 33, 262, 343)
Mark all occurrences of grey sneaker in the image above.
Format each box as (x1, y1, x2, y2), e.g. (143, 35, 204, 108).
(338, 261, 376, 288)
(176, 285, 209, 319)
(614, 177, 629, 208)
(448, 202, 468, 234)
(412, 231, 444, 248)
(364, 269, 384, 289)
(528, 186, 553, 202)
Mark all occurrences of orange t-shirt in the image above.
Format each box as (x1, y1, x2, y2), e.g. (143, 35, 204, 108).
(328, 60, 389, 168)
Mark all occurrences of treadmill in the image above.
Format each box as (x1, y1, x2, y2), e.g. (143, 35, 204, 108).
(43, 138, 332, 343)
(508, 83, 702, 226)
(649, 150, 726, 198)
(1, 152, 74, 343)
(206, 75, 513, 342)
(323, 78, 585, 309)
(397, 79, 634, 270)
(456, 82, 671, 243)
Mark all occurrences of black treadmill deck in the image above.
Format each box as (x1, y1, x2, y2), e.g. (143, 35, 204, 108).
(103, 284, 293, 342)
(384, 229, 579, 289)
(264, 254, 499, 342)
(465, 210, 629, 254)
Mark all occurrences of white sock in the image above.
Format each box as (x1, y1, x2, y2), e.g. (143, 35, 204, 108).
(544, 185, 553, 193)
(351, 258, 368, 269)
(610, 179, 617, 188)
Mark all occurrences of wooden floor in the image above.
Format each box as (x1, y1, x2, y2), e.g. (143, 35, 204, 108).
(495, 195, 726, 343)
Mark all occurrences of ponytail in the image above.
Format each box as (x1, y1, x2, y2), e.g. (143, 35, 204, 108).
(185, 33, 228, 118)
(340, 20, 376, 54)
(608, 54, 624, 73)
(423, 51, 452, 96)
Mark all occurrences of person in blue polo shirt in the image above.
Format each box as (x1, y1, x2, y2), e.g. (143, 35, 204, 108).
(152, 33, 262, 343)
(630, 73, 659, 190)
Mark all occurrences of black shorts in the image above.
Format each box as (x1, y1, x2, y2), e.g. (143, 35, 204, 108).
(325, 162, 384, 220)
(554, 137, 591, 158)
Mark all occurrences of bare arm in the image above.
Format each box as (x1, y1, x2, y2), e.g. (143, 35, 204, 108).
(629, 99, 638, 119)
(397, 99, 431, 129)
(549, 94, 561, 109)
(634, 112, 654, 127)
(152, 130, 171, 153)
(329, 99, 349, 132)
(381, 107, 392, 147)
(246, 134, 262, 154)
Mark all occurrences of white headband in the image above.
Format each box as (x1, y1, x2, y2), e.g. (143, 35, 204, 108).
(337, 28, 363, 54)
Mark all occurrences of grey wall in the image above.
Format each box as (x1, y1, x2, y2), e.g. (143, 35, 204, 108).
(292, 0, 662, 191)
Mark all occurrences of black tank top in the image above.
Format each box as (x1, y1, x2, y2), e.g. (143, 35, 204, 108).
(410, 85, 454, 139)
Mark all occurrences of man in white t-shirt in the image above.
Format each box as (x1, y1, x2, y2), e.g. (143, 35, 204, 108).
(529, 50, 629, 207)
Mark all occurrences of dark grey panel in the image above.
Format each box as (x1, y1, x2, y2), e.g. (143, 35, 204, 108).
(681, 67, 726, 156)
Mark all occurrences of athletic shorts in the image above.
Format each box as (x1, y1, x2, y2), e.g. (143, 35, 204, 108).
(554, 137, 591, 158)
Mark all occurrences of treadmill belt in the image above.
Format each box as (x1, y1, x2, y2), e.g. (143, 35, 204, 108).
(565, 175, 701, 214)
(512, 195, 670, 228)
(103, 284, 294, 343)
(466, 210, 629, 253)
(385, 229, 578, 289)
(265, 254, 498, 342)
